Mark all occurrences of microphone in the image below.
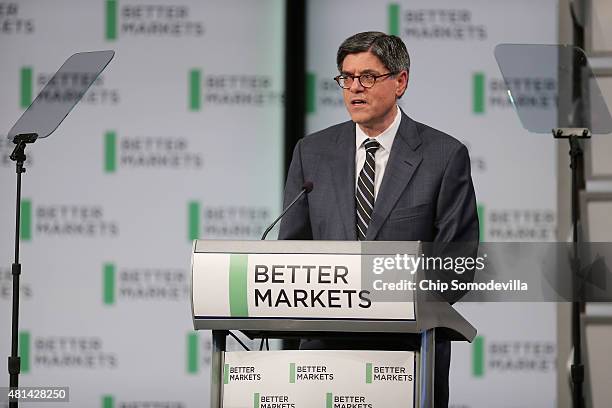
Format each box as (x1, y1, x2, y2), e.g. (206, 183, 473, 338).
(261, 181, 313, 240)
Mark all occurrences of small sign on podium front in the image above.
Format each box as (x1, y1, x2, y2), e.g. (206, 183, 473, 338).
(192, 252, 415, 321)
(222, 350, 416, 408)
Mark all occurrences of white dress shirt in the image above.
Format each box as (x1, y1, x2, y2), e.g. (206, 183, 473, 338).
(355, 106, 402, 200)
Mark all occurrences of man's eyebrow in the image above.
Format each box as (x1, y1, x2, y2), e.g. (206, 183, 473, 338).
(340, 69, 380, 76)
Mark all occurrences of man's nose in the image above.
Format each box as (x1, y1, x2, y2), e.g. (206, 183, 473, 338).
(349, 77, 365, 92)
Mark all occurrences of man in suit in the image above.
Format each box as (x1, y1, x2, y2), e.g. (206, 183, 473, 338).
(279, 31, 478, 408)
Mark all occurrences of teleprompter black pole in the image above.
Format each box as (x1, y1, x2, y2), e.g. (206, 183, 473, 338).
(569, 3, 587, 406)
(569, 135, 584, 408)
(553, 128, 588, 408)
(7, 133, 38, 408)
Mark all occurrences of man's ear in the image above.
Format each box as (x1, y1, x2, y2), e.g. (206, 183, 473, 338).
(396, 70, 409, 98)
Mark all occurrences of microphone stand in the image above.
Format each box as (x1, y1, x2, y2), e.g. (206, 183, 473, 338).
(260, 182, 312, 351)
(7, 132, 38, 408)
(261, 183, 312, 240)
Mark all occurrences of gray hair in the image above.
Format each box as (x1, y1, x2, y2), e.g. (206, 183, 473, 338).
(336, 31, 410, 74)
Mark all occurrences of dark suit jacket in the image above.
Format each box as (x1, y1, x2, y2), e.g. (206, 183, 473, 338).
(278, 111, 479, 408)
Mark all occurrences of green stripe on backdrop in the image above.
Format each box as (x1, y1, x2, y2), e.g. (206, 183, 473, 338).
(102, 395, 114, 408)
(365, 362, 373, 383)
(289, 362, 296, 383)
(188, 201, 200, 241)
(306, 73, 316, 114)
(477, 204, 485, 241)
(105, 0, 118, 40)
(20, 67, 33, 109)
(104, 131, 117, 173)
(388, 4, 400, 36)
(103, 263, 116, 305)
(187, 332, 199, 374)
(473, 72, 485, 114)
(189, 69, 201, 111)
(20, 200, 32, 241)
(472, 336, 485, 377)
(229, 254, 249, 317)
(19, 331, 30, 373)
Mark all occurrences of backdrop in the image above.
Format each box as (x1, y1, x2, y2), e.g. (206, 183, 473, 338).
(1, 0, 558, 407)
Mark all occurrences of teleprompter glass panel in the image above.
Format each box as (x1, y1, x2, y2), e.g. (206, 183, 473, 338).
(7, 50, 114, 140)
(494, 44, 612, 134)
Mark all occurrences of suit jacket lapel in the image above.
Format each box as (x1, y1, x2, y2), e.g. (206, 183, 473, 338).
(366, 113, 423, 240)
(330, 122, 357, 240)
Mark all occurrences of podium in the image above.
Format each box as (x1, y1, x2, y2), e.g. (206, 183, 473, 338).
(191, 240, 476, 408)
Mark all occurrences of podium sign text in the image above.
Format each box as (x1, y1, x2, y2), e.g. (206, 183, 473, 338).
(192, 252, 415, 320)
(223, 350, 415, 408)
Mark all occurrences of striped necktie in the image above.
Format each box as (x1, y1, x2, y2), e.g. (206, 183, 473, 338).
(356, 138, 380, 240)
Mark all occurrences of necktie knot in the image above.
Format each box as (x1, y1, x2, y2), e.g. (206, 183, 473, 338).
(364, 139, 381, 154)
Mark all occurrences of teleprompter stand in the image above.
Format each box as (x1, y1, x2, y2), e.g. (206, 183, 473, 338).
(553, 127, 591, 408)
(7, 132, 38, 402)
(495, 43, 612, 408)
(4, 50, 114, 407)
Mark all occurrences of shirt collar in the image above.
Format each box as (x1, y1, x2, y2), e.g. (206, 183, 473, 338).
(355, 105, 402, 152)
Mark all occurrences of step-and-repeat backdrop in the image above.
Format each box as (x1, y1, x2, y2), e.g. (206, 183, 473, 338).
(306, 1, 558, 407)
(0, 1, 284, 407)
(1, 0, 559, 407)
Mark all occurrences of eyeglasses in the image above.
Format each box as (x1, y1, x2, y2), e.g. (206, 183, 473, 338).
(334, 72, 397, 89)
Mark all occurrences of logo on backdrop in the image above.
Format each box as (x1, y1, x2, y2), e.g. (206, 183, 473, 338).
(0, 2, 35, 35)
(102, 263, 190, 305)
(188, 69, 283, 111)
(472, 336, 556, 378)
(0, 267, 32, 300)
(187, 202, 272, 240)
(471, 72, 557, 115)
(18, 331, 118, 374)
(19, 67, 120, 109)
(105, 0, 204, 41)
(18, 200, 119, 241)
(103, 131, 203, 173)
(482, 207, 556, 241)
(186, 331, 212, 375)
(305, 72, 344, 115)
(387, 4, 487, 40)
(100, 395, 186, 408)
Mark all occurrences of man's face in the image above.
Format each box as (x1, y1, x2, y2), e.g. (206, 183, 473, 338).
(340, 51, 408, 133)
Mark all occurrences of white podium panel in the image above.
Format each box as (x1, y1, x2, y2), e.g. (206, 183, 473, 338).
(192, 252, 415, 322)
(223, 350, 416, 408)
